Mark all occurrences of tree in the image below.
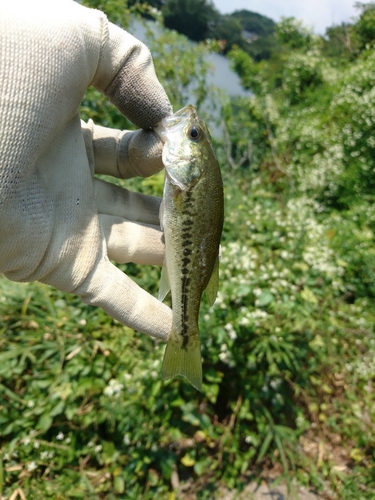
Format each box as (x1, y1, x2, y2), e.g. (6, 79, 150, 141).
(208, 15, 246, 52)
(230, 9, 275, 37)
(275, 17, 314, 50)
(127, 0, 164, 8)
(162, 0, 218, 42)
(353, 2, 375, 50)
(209, 10, 278, 60)
(323, 23, 354, 58)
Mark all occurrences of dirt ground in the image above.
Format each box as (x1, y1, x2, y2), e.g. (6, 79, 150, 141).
(219, 481, 328, 499)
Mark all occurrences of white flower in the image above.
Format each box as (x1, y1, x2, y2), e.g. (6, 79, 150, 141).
(219, 352, 229, 362)
(238, 317, 250, 326)
(56, 432, 64, 441)
(228, 329, 237, 340)
(224, 322, 237, 340)
(270, 378, 281, 390)
(27, 461, 37, 472)
(94, 444, 102, 453)
(104, 378, 124, 397)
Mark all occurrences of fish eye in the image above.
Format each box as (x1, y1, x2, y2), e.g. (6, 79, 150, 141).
(188, 126, 202, 142)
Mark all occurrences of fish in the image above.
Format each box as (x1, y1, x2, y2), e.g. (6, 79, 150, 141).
(155, 105, 224, 391)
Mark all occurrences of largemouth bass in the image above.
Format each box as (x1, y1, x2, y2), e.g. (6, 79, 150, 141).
(156, 105, 224, 391)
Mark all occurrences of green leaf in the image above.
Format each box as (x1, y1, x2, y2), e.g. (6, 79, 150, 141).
(301, 288, 318, 304)
(114, 476, 125, 493)
(181, 453, 195, 467)
(256, 428, 273, 463)
(50, 400, 65, 417)
(257, 290, 274, 307)
(65, 405, 78, 420)
(194, 459, 207, 476)
(38, 414, 53, 432)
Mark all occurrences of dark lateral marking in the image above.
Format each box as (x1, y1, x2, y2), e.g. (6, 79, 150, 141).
(182, 219, 193, 226)
(180, 189, 195, 349)
(181, 275, 190, 348)
(182, 276, 190, 287)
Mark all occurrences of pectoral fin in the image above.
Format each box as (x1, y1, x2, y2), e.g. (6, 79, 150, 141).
(158, 259, 171, 302)
(204, 255, 219, 306)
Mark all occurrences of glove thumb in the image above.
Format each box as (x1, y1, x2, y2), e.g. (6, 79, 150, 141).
(75, 257, 172, 341)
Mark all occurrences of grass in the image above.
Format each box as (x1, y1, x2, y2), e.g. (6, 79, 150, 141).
(0, 170, 374, 498)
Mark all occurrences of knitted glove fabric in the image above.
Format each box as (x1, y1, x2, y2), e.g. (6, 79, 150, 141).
(0, 0, 173, 340)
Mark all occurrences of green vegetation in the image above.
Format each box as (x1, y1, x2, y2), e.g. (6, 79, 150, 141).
(162, 0, 218, 42)
(353, 1, 375, 50)
(227, 10, 277, 61)
(135, 0, 278, 61)
(1, 1, 375, 498)
(230, 9, 274, 37)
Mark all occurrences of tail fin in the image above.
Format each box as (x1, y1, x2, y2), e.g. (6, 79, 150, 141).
(162, 337, 202, 391)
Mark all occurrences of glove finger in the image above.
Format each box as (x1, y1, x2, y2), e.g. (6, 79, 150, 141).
(99, 214, 164, 266)
(82, 121, 164, 179)
(94, 177, 161, 226)
(92, 21, 172, 129)
(97, 126, 163, 179)
(77, 259, 171, 341)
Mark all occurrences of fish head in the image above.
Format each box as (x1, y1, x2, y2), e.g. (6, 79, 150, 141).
(155, 105, 214, 191)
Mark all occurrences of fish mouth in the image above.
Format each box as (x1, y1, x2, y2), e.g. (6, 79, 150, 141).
(155, 105, 198, 142)
(163, 105, 197, 126)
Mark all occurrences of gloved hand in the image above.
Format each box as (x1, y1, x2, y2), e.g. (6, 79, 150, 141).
(0, 0, 173, 340)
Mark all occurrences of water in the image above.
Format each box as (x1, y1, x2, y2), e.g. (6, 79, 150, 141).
(205, 51, 250, 98)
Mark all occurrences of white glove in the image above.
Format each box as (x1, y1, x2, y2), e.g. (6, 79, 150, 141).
(0, 0, 173, 340)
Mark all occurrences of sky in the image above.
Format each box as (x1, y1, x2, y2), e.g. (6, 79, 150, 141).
(212, 0, 359, 35)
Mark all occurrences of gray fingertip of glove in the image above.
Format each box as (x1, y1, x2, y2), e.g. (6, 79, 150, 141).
(105, 46, 172, 130)
(94, 20, 172, 129)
